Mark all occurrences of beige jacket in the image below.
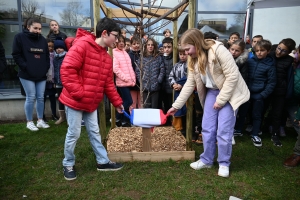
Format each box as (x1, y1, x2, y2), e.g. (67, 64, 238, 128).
(172, 40, 250, 111)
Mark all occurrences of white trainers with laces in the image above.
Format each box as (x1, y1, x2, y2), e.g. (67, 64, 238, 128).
(190, 159, 212, 170)
(27, 121, 39, 131)
(37, 120, 50, 129)
(218, 165, 229, 177)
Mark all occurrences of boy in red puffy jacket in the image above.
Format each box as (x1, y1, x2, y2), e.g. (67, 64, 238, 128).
(59, 18, 124, 181)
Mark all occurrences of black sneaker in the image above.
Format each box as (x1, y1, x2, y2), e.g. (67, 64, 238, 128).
(271, 135, 282, 147)
(121, 122, 131, 127)
(234, 130, 243, 137)
(251, 136, 262, 147)
(97, 161, 123, 171)
(63, 166, 77, 180)
(116, 120, 122, 127)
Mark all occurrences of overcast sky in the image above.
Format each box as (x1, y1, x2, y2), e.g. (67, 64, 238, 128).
(1, 0, 247, 32)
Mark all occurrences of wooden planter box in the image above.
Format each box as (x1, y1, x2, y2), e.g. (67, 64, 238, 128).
(108, 151, 195, 162)
(107, 127, 195, 162)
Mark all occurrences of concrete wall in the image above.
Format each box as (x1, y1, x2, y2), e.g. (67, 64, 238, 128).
(0, 98, 53, 121)
(252, 6, 300, 44)
(0, 95, 111, 121)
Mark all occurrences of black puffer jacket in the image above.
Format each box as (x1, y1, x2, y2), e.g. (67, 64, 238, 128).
(270, 51, 294, 96)
(235, 49, 248, 82)
(12, 29, 50, 81)
(162, 54, 173, 94)
(128, 50, 140, 91)
(47, 31, 67, 41)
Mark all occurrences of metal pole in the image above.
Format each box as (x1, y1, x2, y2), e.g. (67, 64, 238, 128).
(194, 0, 198, 28)
(243, 8, 250, 42)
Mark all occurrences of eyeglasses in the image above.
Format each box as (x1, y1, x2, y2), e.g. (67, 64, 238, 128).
(277, 46, 288, 54)
(109, 32, 119, 40)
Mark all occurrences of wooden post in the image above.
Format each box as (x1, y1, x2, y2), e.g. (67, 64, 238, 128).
(185, 0, 196, 151)
(172, 10, 178, 124)
(93, 0, 108, 144)
(173, 10, 178, 65)
(93, 0, 100, 28)
(106, 8, 117, 129)
(142, 128, 152, 152)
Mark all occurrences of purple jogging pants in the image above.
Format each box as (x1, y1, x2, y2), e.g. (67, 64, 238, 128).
(200, 89, 236, 167)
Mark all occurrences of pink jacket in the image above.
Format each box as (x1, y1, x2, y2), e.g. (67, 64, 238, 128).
(113, 48, 136, 87)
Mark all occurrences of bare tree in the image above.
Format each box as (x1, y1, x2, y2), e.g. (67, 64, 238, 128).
(105, 0, 188, 108)
(228, 0, 248, 35)
(21, 0, 40, 18)
(59, 1, 85, 26)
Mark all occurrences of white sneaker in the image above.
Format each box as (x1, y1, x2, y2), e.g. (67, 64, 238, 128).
(37, 120, 50, 129)
(218, 165, 229, 177)
(27, 121, 39, 131)
(232, 136, 236, 145)
(190, 159, 212, 170)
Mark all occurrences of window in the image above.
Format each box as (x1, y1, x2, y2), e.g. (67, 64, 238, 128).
(0, 1, 18, 21)
(0, 24, 19, 56)
(21, 0, 91, 27)
(197, 14, 246, 39)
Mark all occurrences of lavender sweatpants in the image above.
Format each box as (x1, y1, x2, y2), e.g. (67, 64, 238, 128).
(200, 89, 236, 167)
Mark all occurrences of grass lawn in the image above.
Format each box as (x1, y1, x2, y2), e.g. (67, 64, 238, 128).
(0, 121, 300, 199)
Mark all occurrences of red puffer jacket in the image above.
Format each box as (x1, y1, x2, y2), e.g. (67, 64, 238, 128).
(59, 28, 122, 112)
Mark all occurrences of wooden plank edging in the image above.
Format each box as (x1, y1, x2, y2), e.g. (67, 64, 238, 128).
(108, 151, 195, 162)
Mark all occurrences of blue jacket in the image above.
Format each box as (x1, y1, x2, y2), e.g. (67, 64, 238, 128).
(53, 51, 66, 87)
(247, 54, 276, 99)
(174, 76, 187, 117)
(12, 29, 50, 81)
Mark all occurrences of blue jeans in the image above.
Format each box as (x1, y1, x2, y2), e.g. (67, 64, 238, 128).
(251, 99, 264, 136)
(62, 106, 109, 167)
(19, 78, 46, 121)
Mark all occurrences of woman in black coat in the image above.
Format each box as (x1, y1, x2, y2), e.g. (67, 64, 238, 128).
(12, 17, 50, 131)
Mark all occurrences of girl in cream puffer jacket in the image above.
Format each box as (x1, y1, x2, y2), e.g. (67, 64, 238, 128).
(167, 29, 249, 178)
(113, 35, 136, 126)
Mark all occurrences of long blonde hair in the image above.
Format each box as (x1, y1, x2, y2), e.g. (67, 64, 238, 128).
(180, 28, 215, 74)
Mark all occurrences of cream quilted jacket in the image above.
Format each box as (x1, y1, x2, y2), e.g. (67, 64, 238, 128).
(172, 40, 250, 111)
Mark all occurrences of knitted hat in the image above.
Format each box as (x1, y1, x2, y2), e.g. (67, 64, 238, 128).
(54, 38, 67, 51)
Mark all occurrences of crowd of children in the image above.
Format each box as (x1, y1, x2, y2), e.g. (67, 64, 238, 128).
(118, 29, 298, 150)
(6, 17, 300, 179)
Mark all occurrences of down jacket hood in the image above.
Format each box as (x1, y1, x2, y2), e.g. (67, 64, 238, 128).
(235, 50, 249, 66)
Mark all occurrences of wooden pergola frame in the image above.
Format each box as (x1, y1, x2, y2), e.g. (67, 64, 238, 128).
(100, 0, 189, 27)
(93, 0, 196, 157)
